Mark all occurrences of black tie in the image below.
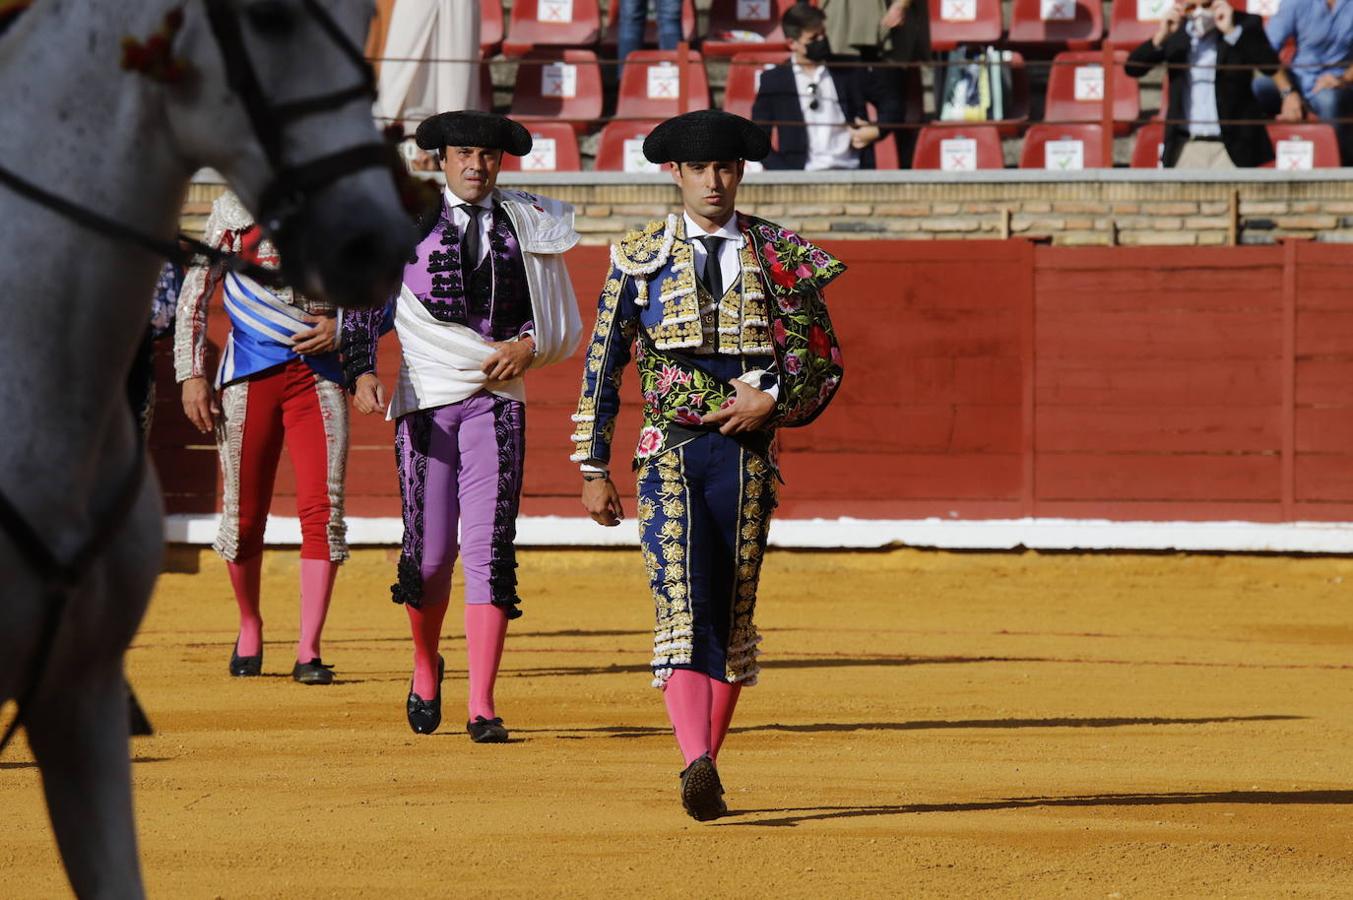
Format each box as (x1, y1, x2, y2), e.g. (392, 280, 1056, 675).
(459, 204, 484, 269)
(696, 235, 724, 299)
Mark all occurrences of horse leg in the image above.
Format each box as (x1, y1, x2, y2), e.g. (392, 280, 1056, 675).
(24, 479, 161, 899)
(25, 655, 145, 900)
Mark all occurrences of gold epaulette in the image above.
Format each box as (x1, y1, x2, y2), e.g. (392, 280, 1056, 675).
(610, 215, 677, 278)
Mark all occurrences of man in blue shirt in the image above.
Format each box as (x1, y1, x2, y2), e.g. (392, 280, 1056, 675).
(1253, 0, 1353, 162)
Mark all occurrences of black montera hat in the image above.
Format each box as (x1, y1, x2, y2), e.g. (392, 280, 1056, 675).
(414, 110, 533, 156)
(642, 109, 771, 164)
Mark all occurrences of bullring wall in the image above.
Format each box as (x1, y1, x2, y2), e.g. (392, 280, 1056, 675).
(155, 178, 1353, 530)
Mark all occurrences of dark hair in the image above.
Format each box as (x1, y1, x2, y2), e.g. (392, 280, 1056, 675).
(781, 2, 826, 40)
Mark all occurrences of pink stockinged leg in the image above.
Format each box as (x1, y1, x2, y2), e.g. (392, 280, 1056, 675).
(709, 679, 742, 763)
(663, 668, 713, 765)
(297, 558, 337, 662)
(465, 603, 508, 720)
(407, 599, 450, 699)
(226, 554, 263, 657)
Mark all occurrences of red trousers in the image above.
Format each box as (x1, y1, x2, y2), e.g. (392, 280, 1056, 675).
(215, 360, 348, 561)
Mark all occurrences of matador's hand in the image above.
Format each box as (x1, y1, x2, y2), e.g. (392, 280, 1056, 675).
(181, 376, 219, 434)
(482, 336, 535, 381)
(353, 373, 386, 415)
(291, 313, 338, 355)
(581, 476, 624, 526)
(699, 379, 775, 435)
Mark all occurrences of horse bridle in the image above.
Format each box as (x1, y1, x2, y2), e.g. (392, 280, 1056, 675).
(203, 0, 399, 273)
(0, 0, 396, 754)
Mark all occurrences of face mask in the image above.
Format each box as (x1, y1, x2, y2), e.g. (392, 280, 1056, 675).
(1187, 9, 1215, 36)
(803, 35, 831, 62)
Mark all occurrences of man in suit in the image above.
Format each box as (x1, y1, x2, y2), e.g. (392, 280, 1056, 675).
(750, 2, 903, 170)
(1126, 0, 1291, 168)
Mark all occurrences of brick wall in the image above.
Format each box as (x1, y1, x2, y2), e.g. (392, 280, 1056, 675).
(182, 172, 1353, 247)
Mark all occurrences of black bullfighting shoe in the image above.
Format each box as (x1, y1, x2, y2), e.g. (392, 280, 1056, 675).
(466, 716, 509, 743)
(406, 654, 445, 735)
(291, 658, 335, 685)
(679, 753, 727, 821)
(229, 643, 262, 678)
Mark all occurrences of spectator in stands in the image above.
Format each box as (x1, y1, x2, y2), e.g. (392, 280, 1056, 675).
(1126, 0, 1288, 168)
(1253, 0, 1353, 163)
(820, 0, 930, 64)
(618, 0, 683, 66)
(751, 3, 902, 169)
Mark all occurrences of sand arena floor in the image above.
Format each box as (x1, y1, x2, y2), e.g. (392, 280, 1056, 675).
(3, 547, 1353, 897)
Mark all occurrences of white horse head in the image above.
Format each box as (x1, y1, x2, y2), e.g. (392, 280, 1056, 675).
(164, 0, 416, 307)
(0, 2, 414, 896)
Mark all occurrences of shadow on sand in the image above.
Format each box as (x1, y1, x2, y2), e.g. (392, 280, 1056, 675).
(514, 713, 1303, 740)
(715, 789, 1353, 827)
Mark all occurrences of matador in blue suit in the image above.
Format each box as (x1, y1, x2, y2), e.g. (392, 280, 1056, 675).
(570, 110, 846, 822)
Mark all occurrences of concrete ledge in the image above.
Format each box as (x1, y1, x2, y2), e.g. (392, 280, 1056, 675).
(193, 168, 1353, 186)
(166, 514, 1353, 553)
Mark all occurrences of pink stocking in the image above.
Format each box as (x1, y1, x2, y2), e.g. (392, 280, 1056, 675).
(226, 555, 263, 657)
(297, 558, 337, 662)
(663, 669, 713, 766)
(709, 679, 742, 763)
(407, 598, 450, 699)
(465, 603, 508, 720)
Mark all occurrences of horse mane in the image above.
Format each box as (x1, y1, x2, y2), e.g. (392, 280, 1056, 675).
(0, 0, 32, 38)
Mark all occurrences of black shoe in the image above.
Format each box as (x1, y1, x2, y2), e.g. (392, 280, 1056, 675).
(229, 643, 262, 677)
(679, 754, 727, 821)
(406, 654, 445, 735)
(466, 716, 509, 743)
(292, 658, 335, 685)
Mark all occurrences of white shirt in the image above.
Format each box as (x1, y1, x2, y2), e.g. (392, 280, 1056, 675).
(792, 61, 860, 172)
(683, 212, 744, 296)
(1184, 22, 1242, 139)
(444, 188, 493, 263)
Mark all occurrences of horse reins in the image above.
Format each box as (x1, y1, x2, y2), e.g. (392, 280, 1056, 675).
(0, 0, 396, 754)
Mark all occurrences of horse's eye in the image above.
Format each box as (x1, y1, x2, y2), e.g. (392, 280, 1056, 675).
(246, 0, 295, 34)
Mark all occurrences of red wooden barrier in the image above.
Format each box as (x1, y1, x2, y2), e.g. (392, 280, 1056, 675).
(150, 240, 1353, 524)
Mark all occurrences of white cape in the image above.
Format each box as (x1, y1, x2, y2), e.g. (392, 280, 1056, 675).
(386, 191, 582, 420)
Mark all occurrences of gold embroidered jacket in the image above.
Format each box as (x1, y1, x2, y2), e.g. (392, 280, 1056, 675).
(570, 214, 845, 469)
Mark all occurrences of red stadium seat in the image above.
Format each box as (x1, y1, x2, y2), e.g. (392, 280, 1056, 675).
(928, 0, 1004, 52)
(912, 124, 1006, 169)
(702, 0, 797, 58)
(722, 51, 788, 120)
(1043, 50, 1140, 136)
(615, 49, 711, 120)
(1006, 0, 1104, 49)
(1130, 121, 1166, 167)
(1018, 123, 1109, 168)
(602, 0, 697, 49)
(508, 50, 603, 132)
(502, 0, 601, 57)
(1106, 0, 1167, 49)
(481, 0, 505, 56)
(500, 123, 583, 171)
(1265, 123, 1341, 169)
(594, 119, 667, 171)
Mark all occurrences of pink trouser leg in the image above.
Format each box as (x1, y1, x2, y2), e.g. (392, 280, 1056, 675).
(297, 559, 337, 662)
(226, 555, 264, 657)
(663, 669, 713, 766)
(709, 679, 742, 764)
(465, 603, 508, 720)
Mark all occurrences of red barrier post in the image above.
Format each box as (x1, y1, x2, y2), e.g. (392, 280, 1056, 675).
(1101, 44, 1115, 165)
